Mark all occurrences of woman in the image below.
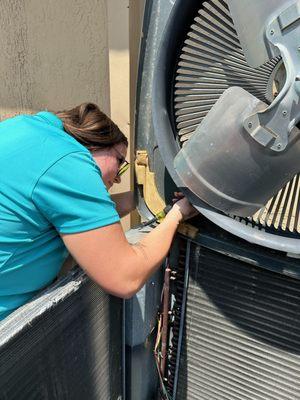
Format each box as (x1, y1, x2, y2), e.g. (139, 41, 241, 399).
(0, 102, 197, 320)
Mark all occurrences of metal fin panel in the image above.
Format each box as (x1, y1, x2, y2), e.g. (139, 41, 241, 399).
(0, 269, 122, 400)
(176, 246, 300, 400)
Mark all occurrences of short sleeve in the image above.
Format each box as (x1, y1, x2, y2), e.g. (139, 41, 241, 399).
(32, 151, 120, 233)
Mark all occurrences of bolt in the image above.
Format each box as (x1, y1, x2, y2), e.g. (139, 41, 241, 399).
(248, 122, 253, 129)
(270, 29, 275, 35)
(277, 144, 282, 150)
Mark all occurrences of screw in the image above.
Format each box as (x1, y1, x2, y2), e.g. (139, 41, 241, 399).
(277, 144, 282, 149)
(282, 110, 287, 116)
(270, 29, 275, 35)
(248, 122, 253, 129)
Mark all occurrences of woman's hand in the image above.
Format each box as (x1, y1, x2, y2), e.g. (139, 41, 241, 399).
(172, 191, 185, 202)
(172, 197, 199, 221)
(168, 192, 199, 222)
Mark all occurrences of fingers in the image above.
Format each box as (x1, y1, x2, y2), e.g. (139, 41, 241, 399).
(172, 191, 185, 203)
(172, 196, 199, 221)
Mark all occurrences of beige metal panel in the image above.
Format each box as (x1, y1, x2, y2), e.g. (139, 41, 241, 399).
(129, 0, 145, 136)
(129, 0, 146, 227)
(0, 0, 110, 119)
(107, 0, 131, 230)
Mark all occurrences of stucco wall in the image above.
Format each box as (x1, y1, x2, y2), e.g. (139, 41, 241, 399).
(0, 0, 110, 119)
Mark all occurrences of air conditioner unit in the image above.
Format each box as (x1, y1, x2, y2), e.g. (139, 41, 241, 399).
(129, 1, 300, 399)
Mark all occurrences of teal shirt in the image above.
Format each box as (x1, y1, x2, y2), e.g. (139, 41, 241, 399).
(0, 111, 120, 319)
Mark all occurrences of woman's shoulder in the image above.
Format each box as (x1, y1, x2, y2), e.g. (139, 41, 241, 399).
(0, 111, 91, 176)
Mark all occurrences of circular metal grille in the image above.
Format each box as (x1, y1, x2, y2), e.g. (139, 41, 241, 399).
(173, 0, 300, 236)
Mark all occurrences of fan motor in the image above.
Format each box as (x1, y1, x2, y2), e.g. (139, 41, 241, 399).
(173, 0, 300, 236)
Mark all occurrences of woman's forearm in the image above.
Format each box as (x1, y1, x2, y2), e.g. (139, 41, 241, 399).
(129, 207, 182, 290)
(61, 198, 195, 299)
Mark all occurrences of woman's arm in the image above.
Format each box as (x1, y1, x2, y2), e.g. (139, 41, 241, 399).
(61, 197, 197, 298)
(110, 191, 135, 217)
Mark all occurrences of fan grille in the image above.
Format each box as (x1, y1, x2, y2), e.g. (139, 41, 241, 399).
(173, 0, 300, 236)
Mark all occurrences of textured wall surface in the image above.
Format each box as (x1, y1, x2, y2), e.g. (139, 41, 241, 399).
(0, 0, 110, 119)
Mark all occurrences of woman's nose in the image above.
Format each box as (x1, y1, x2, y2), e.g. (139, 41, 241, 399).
(114, 175, 121, 184)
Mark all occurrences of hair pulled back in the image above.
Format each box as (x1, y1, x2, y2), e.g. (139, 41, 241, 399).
(55, 102, 128, 150)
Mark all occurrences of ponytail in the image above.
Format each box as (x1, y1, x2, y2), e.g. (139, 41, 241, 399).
(55, 103, 128, 150)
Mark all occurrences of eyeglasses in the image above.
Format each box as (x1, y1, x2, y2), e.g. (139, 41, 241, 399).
(117, 160, 130, 177)
(113, 147, 130, 177)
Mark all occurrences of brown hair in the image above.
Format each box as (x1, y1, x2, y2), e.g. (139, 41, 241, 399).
(55, 102, 128, 150)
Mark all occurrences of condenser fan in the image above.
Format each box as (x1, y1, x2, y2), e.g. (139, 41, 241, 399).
(174, 0, 299, 234)
(152, 0, 300, 254)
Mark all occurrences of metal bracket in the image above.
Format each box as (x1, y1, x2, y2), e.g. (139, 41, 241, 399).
(135, 150, 166, 215)
(177, 223, 199, 239)
(244, 0, 300, 152)
(135, 150, 199, 238)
